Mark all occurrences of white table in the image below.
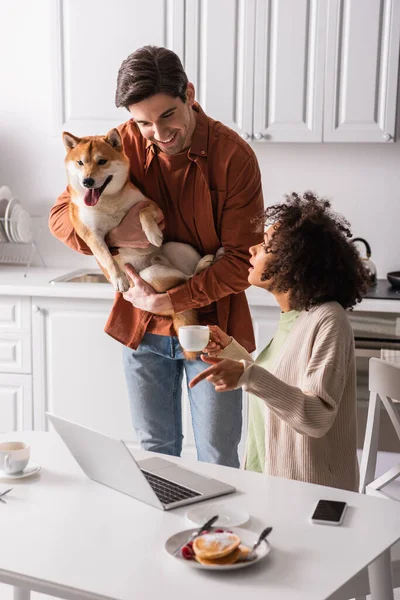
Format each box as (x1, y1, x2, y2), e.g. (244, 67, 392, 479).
(0, 432, 399, 600)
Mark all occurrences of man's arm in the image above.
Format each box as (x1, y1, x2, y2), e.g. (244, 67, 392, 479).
(48, 188, 92, 255)
(168, 154, 263, 312)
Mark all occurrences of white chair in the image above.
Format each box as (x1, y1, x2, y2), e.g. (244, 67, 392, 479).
(359, 357, 400, 498)
(329, 357, 400, 600)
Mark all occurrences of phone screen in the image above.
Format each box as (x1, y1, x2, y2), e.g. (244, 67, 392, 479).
(311, 500, 347, 523)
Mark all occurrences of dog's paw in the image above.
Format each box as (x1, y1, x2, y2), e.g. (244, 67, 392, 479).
(195, 254, 215, 274)
(111, 272, 130, 292)
(147, 228, 163, 248)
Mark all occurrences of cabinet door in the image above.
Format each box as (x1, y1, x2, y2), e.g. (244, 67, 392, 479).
(324, 0, 400, 142)
(0, 374, 32, 432)
(31, 297, 134, 440)
(184, 0, 255, 140)
(253, 0, 327, 142)
(52, 0, 185, 134)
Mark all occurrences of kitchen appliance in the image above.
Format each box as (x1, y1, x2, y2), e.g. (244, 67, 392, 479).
(348, 309, 400, 452)
(352, 237, 377, 286)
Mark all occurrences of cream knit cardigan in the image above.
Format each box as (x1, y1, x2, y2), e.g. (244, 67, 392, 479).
(219, 301, 359, 491)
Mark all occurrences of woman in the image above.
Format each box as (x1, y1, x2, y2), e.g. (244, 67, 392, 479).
(190, 192, 369, 491)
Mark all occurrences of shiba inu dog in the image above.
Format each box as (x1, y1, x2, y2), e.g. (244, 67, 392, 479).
(62, 128, 217, 354)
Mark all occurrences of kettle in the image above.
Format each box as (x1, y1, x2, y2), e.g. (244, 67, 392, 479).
(352, 238, 377, 286)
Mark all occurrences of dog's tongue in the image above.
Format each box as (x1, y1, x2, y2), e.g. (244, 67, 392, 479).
(84, 188, 100, 206)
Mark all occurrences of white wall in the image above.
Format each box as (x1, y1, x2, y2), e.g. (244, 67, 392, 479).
(0, 0, 399, 277)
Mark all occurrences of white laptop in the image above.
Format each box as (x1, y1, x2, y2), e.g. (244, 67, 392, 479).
(46, 413, 235, 511)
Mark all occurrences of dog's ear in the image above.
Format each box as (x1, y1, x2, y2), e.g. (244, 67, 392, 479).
(105, 128, 122, 150)
(62, 132, 81, 151)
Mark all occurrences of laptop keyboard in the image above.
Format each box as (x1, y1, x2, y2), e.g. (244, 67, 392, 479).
(141, 470, 201, 505)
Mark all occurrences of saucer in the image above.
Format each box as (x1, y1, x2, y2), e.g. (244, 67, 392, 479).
(165, 526, 271, 571)
(185, 503, 250, 527)
(0, 463, 41, 480)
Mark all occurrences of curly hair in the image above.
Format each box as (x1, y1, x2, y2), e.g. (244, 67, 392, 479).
(256, 192, 369, 311)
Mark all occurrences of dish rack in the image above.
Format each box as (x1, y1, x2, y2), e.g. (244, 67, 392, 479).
(0, 216, 46, 276)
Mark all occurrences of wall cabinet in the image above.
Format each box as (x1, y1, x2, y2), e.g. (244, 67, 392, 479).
(324, 0, 400, 142)
(53, 0, 185, 135)
(189, 0, 400, 142)
(53, 0, 400, 143)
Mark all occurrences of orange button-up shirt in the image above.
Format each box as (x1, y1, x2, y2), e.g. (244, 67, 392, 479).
(49, 104, 263, 352)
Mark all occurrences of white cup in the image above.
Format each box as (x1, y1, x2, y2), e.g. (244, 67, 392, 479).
(178, 325, 210, 352)
(0, 441, 30, 474)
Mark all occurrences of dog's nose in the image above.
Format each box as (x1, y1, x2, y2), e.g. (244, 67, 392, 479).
(82, 177, 95, 188)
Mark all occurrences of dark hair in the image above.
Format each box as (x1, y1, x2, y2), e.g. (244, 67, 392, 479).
(256, 191, 369, 311)
(115, 45, 188, 109)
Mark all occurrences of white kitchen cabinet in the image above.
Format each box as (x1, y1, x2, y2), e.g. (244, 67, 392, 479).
(52, 0, 185, 134)
(0, 374, 32, 432)
(253, 0, 328, 142)
(31, 296, 135, 440)
(0, 297, 33, 432)
(52, 0, 400, 143)
(184, 0, 255, 139)
(324, 0, 400, 142)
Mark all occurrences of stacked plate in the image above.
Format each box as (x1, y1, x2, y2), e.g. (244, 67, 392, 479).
(0, 186, 33, 243)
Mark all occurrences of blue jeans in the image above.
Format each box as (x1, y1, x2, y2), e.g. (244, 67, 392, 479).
(122, 333, 242, 467)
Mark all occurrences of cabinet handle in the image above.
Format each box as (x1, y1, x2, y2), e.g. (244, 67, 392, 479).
(32, 305, 41, 313)
(240, 132, 250, 141)
(254, 132, 264, 141)
(382, 132, 392, 141)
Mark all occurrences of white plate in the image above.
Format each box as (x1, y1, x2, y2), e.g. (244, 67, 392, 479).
(186, 504, 250, 528)
(4, 197, 16, 242)
(9, 201, 22, 242)
(165, 526, 271, 571)
(0, 463, 41, 480)
(16, 208, 33, 243)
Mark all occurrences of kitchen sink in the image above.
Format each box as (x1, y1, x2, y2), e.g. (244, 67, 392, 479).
(50, 269, 109, 284)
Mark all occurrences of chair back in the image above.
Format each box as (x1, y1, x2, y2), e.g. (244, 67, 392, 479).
(369, 357, 400, 401)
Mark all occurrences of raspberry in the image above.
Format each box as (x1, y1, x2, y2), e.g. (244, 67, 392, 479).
(181, 545, 194, 560)
(214, 528, 225, 533)
(201, 530, 209, 535)
(187, 541, 194, 549)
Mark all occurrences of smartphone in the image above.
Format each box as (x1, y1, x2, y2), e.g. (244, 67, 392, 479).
(311, 500, 347, 526)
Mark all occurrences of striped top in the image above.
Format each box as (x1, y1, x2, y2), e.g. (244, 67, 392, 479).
(219, 302, 359, 491)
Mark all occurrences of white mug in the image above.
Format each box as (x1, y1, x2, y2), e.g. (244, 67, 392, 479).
(0, 441, 30, 474)
(178, 325, 210, 352)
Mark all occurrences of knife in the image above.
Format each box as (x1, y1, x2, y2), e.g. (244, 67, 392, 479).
(173, 514, 219, 557)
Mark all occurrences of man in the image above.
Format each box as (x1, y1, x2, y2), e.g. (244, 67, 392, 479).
(49, 45, 263, 467)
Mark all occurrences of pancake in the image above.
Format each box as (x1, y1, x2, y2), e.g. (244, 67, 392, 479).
(237, 544, 251, 561)
(195, 547, 241, 565)
(192, 532, 241, 560)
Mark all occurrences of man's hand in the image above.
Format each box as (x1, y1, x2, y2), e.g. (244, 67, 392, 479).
(189, 355, 244, 392)
(122, 264, 174, 315)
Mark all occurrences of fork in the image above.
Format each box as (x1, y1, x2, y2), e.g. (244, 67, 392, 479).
(172, 515, 219, 557)
(245, 526, 273, 561)
(0, 488, 13, 504)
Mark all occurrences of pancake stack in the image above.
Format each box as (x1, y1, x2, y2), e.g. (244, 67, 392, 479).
(191, 531, 251, 565)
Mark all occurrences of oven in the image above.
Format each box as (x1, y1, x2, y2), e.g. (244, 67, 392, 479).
(348, 310, 400, 451)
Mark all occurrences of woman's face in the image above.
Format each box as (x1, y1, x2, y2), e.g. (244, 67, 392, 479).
(248, 225, 276, 289)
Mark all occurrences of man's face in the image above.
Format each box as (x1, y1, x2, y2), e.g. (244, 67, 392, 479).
(128, 84, 196, 155)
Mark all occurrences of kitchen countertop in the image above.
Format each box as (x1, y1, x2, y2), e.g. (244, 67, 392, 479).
(0, 266, 400, 313)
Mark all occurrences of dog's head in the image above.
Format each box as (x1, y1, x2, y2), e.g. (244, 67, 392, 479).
(62, 129, 129, 207)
